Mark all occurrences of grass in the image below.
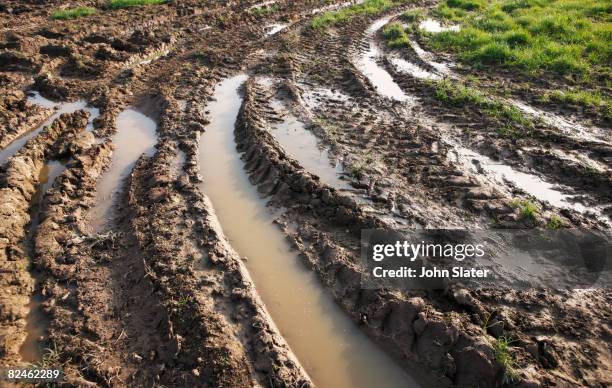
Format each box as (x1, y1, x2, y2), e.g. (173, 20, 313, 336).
(432, 79, 532, 131)
(510, 198, 539, 220)
(50, 6, 96, 20)
(382, 22, 410, 48)
(541, 90, 612, 120)
(109, 0, 165, 9)
(547, 214, 565, 229)
(426, 0, 612, 83)
(311, 0, 408, 29)
(251, 4, 280, 16)
(493, 336, 519, 384)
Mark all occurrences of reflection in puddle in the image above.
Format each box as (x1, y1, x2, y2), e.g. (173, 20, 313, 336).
(90, 109, 157, 232)
(510, 99, 609, 144)
(0, 92, 99, 165)
(355, 17, 413, 102)
(268, 98, 351, 191)
(21, 159, 67, 362)
(450, 144, 588, 212)
(389, 55, 441, 80)
(265, 23, 288, 36)
(198, 75, 418, 388)
(419, 18, 460, 33)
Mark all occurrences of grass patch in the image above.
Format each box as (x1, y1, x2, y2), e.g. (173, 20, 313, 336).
(51, 6, 96, 20)
(432, 79, 532, 129)
(547, 214, 565, 229)
(311, 0, 408, 29)
(493, 336, 519, 384)
(109, 0, 165, 9)
(510, 198, 539, 220)
(426, 0, 611, 82)
(382, 22, 410, 48)
(541, 90, 612, 120)
(251, 4, 280, 16)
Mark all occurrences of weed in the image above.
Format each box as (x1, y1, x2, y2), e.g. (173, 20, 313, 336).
(251, 4, 280, 16)
(493, 336, 519, 383)
(382, 22, 410, 48)
(177, 296, 190, 307)
(51, 7, 96, 20)
(481, 311, 504, 333)
(547, 214, 565, 229)
(402, 9, 425, 23)
(311, 0, 408, 29)
(510, 198, 539, 220)
(541, 90, 612, 120)
(109, 0, 165, 10)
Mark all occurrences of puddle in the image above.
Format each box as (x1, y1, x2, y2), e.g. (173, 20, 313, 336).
(388, 55, 441, 80)
(449, 143, 588, 212)
(268, 98, 351, 191)
(89, 108, 157, 232)
(419, 18, 460, 33)
(249, 0, 277, 9)
(198, 75, 419, 388)
(300, 85, 350, 110)
(265, 23, 288, 36)
(408, 39, 452, 75)
(20, 159, 67, 362)
(0, 92, 100, 165)
(509, 99, 609, 144)
(354, 17, 413, 102)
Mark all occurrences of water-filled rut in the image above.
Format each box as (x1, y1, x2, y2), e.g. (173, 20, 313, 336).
(198, 75, 418, 388)
(90, 108, 157, 231)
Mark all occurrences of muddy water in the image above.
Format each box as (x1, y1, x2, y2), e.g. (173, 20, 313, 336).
(450, 144, 589, 212)
(198, 75, 419, 388)
(90, 109, 157, 232)
(419, 18, 460, 33)
(265, 23, 288, 36)
(0, 92, 100, 165)
(355, 17, 413, 102)
(268, 98, 351, 191)
(21, 160, 67, 362)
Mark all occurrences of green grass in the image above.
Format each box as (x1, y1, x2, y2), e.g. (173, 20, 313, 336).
(432, 79, 532, 129)
(109, 0, 165, 9)
(493, 336, 519, 384)
(251, 4, 280, 15)
(510, 198, 539, 220)
(426, 0, 612, 82)
(382, 22, 410, 48)
(547, 214, 565, 229)
(311, 0, 408, 29)
(51, 6, 96, 20)
(541, 90, 612, 120)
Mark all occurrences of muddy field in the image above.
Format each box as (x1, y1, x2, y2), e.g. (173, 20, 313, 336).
(0, 0, 610, 387)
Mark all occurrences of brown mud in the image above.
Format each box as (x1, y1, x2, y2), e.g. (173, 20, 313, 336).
(0, 0, 610, 387)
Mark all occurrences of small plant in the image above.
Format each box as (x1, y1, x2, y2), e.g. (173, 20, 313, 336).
(493, 336, 519, 384)
(177, 296, 190, 307)
(109, 0, 165, 10)
(51, 6, 96, 20)
(251, 4, 280, 16)
(547, 214, 565, 230)
(481, 311, 504, 333)
(311, 0, 408, 29)
(510, 198, 539, 220)
(382, 22, 410, 48)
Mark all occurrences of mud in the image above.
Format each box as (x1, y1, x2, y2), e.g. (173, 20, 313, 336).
(0, 0, 610, 386)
